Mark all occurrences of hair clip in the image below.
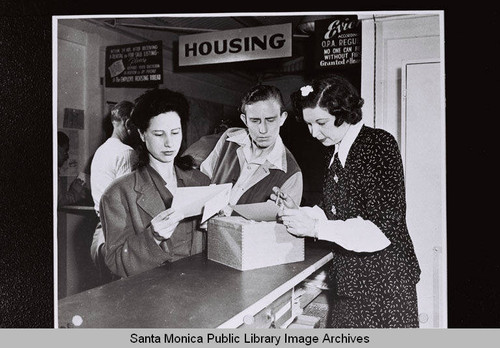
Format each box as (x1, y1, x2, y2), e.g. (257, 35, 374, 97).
(300, 85, 314, 97)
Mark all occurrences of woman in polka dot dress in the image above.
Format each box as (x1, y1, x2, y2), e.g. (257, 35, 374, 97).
(271, 74, 421, 328)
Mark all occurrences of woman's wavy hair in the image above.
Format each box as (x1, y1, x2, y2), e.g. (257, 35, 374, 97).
(131, 88, 195, 170)
(290, 74, 364, 127)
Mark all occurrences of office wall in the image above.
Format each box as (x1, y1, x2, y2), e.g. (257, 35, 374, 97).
(372, 14, 441, 144)
(56, 19, 253, 297)
(58, 19, 252, 168)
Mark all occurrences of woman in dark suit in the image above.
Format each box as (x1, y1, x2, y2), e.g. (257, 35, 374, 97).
(100, 88, 210, 278)
(272, 75, 421, 328)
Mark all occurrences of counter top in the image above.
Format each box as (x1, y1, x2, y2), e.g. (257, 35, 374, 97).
(57, 246, 333, 328)
(58, 205, 95, 213)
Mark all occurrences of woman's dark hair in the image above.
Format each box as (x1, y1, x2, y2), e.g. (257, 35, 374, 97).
(131, 88, 195, 170)
(290, 74, 364, 127)
(240, 84, 286, 114)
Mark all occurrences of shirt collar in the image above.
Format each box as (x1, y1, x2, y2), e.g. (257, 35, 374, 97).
(332, 121, 364, 167)
(226, 128, 287, 172)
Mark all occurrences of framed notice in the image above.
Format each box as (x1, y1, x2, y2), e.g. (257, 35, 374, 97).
(314, 16, 362, 71)
(105, 40, 163, 88)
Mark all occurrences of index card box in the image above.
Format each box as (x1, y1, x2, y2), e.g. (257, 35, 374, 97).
(207, 216, 305, 271)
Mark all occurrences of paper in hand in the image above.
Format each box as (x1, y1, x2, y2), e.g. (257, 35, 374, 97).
(231, 201, 280, 222)
(172, 183, 232, 222)
(201, 184, 232, 223)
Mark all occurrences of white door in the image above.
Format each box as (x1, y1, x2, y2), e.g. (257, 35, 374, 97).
(401, 60, 446, 328)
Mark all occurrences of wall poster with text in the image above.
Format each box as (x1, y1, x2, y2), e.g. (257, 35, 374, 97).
(105, 40, 163, 88)
(313, 16, 362, 88)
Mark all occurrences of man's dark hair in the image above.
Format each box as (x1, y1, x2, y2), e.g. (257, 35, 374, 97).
(58, 131, 69, 147)
(240, 84, 285, 114)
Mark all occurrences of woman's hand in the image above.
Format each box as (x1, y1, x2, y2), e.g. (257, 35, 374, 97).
(218, 205, 233, 217)
(279, 207, 317, 238)
(270, 187, 316, 238)
(150, 208, 184, 241)
(270, 187, 299, 209)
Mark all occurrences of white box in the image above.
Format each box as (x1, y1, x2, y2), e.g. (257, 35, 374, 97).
(207, 216, 305, 271)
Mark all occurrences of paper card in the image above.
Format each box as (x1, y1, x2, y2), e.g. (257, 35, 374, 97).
(172, 183, 232, 220)
(231, 201, 281, 222)
(201, 185, 232, 223)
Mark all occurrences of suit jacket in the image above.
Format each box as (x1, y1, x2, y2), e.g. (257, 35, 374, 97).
(100, 164, 210, 278)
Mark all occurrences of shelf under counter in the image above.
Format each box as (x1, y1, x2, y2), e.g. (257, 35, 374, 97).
(57, 245, 333, 328)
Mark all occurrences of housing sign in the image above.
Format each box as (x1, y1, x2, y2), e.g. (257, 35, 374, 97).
(105, 40, 163, 87)
(314, 16, 362, 70)
(178, 23, 292, 66)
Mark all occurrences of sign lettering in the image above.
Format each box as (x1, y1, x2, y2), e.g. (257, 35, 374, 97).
(178, 24, 292, 66)
(105, 41, 163, 88)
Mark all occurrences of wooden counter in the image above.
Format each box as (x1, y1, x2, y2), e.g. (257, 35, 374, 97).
(57, 245, 333, 328)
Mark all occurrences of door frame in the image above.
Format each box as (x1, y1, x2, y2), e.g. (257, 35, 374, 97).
(400, 58, 447, 328)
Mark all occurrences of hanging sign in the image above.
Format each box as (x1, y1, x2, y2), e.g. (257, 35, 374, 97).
(105, 40, 163, 87)
(314, 16, 362, 70)
(178, 23, 292, 66)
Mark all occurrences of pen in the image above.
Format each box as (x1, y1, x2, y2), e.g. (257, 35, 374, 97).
(275, 188, 283, 208)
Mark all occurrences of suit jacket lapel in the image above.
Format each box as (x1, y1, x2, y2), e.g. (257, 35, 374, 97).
(135, 166, 165, 219)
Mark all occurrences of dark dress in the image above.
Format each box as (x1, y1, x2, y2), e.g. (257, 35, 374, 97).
(321, 125, 421, 328)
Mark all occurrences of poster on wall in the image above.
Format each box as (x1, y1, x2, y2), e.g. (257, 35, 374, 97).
(105, 40, 163, 88)
(62, 108, 84, 130)
(313, 16, 361, 73)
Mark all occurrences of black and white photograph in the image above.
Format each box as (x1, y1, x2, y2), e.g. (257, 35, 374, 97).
(53, 11, 448, 330)
(3, 2, 500, 345)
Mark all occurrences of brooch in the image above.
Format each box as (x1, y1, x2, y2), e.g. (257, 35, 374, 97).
(331, 205, 336, 215)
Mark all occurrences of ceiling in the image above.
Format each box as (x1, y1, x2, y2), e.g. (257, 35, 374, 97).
(99, 14, 332, 36)
(84, 14, 338, 80)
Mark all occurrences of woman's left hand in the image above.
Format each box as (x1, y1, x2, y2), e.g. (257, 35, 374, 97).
(279, 207, 316, 238)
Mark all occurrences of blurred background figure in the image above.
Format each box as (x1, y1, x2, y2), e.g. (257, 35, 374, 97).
(57, 131, 90, 206)
(89, 100, 139, 278)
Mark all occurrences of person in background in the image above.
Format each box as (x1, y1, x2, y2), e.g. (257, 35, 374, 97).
(200, 84, 303, 213)
(89, 100, 140, 272)
(182, 119, 231, 169)
(57, 131, 89, 206)
(99, 88, 210, 278)
(271, 74, 421, 328)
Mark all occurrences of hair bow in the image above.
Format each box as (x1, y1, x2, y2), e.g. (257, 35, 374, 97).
(300, 85, 314, 97)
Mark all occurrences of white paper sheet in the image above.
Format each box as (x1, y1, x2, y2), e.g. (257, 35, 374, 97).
(200, 185, 232, 223)
(231, 201, 281, 222)
(171, 183, 232, 222)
